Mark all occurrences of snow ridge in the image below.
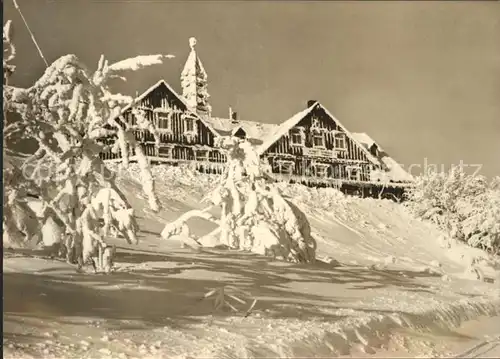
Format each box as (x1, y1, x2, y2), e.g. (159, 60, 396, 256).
(164, 297, 500, 359)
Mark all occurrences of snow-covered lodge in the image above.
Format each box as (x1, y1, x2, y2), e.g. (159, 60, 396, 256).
(99, 38, 413, 199)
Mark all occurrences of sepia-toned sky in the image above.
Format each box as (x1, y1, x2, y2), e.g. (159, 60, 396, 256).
(4, 0, 500, 178)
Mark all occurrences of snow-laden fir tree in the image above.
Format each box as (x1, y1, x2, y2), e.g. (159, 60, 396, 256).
(161, 136, 317, 263)
(2, 20, 171, 272)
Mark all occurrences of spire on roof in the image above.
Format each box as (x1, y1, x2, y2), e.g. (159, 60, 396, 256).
(181, 37, 212, 117)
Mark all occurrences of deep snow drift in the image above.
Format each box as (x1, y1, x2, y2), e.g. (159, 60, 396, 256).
(3, 163, 500, 359)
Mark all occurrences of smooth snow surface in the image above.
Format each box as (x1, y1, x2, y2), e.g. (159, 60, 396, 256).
(4, 164, 500, 359)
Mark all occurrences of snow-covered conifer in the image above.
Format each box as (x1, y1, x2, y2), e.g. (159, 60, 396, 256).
(160, 136, 317, 263)
(2, 20, 169, 271)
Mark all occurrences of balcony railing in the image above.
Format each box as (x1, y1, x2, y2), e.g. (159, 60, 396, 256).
(267, 173, 413, 188)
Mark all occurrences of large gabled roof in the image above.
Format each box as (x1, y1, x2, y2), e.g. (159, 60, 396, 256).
(255, 106, 315, 155)
(116, 79, 220, 137)
(256, 101, 382, 168)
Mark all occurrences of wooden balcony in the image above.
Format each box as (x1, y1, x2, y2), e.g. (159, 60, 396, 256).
(267, 172, 414, 189)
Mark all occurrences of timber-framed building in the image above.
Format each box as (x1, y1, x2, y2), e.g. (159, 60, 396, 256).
(99, 38, 413, 199)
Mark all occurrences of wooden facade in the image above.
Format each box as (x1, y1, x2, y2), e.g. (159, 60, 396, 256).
(98, 85, 412, 199)
(258, 101, 413, 199)
(98, 80, 227, 173)
(261, 103, 374, 183)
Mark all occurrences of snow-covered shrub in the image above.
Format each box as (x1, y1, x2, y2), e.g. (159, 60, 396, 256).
(461, 183, 500, 254)
(2, 20, 170, 271)
(160, 137, 317, 263)
(406, 166, 500, 254)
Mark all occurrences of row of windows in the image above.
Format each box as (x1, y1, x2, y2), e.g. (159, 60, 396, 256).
(273, 160, 364, 181)
(157, 146, 211, 155)
(154, 112, 195, 132)
(290, 129, 347, 149)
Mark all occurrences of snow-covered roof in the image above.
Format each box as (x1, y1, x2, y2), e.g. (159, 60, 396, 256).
(256, 106, 315, 155)
(350, 132, 376, 149)
(351, 132, 414, 183)
(204, 117, 277, 145)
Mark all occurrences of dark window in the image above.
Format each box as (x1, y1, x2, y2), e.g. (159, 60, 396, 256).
(314, 164, 329, 177)
(185, 118, 194, 132)
(334, 132, 346, 150)
(157, 113, 170, 129)
(347, 166, 361, 181)
(312, 133, 325, 147)
(196, 150, 209, 161)
(275, 160, 295, 174)
(158, 147, 172, 157)
(290, 129, 304, 145)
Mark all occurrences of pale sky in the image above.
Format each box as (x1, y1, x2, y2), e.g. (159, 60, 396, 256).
(4, 0, 500, 178)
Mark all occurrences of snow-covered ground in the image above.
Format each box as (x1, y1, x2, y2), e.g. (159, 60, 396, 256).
(3, 163, 500, 358)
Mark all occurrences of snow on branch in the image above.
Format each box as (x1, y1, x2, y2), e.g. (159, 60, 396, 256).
(3, 22, 168, 273)
(3, 20, 16, 65)
(160, 136, 317, 263)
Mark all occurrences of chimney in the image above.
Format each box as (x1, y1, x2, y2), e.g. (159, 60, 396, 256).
(307, 100, 317, 108)
(231, 111, 238, 123)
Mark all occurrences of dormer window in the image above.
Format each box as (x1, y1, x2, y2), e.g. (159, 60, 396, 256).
(233, 127, 246, 139)
(312, 132, 325, 148)
(290, 128, 305, 146)
(334, 132, 347, 151)
(370, 143, 379, 157)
